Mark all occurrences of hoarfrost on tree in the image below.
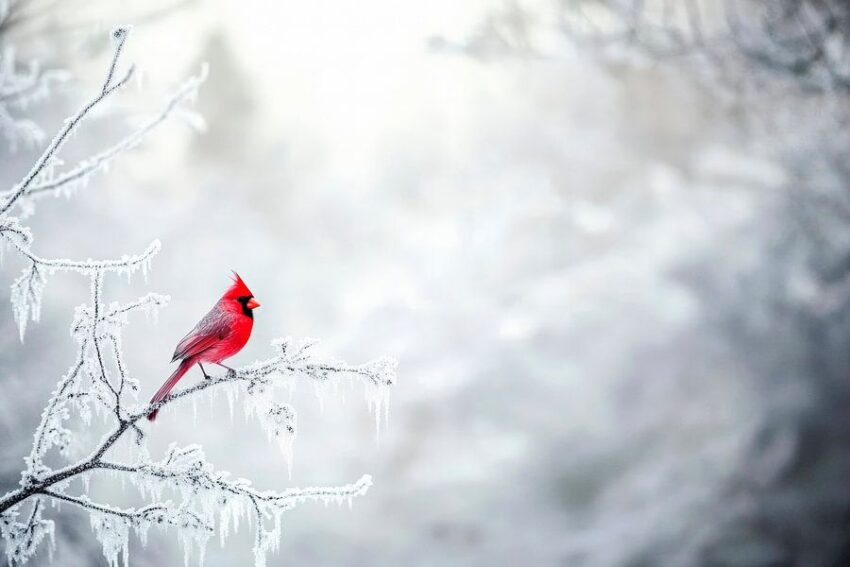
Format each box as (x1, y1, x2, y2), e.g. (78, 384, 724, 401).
(0, 27, 396, 567)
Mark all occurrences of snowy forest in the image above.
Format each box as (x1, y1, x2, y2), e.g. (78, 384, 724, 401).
(1, 0, 849, 566)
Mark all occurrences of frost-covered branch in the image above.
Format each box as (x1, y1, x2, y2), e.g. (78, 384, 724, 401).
(0, 26, 135, 218)
(0, 498, 53, 566)
(94, 449, 373, 567)
(142, 337, 395, 431)
(2, 63, 209, 210)
(0, 332, 394, 565)
(0, 25, 395, 567)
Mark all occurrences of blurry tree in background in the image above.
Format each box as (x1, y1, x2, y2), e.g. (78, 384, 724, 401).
(562, 0, 850, 550)
(432, 0, 850, 564)
(553, 0, 850, 564)
(561, 0, 850, 85)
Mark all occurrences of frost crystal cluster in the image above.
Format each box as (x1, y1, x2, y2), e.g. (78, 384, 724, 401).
(0, 28, 396, 566)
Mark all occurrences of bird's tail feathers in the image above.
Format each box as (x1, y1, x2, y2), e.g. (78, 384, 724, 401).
(147, 358, 195, 421)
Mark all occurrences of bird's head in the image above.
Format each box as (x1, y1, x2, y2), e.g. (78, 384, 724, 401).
(224, 272, 260, 317)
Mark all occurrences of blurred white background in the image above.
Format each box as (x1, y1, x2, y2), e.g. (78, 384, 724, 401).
(2, 1, 850, 565)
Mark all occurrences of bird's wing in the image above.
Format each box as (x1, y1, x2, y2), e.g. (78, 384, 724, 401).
(171, 306, 232, 361)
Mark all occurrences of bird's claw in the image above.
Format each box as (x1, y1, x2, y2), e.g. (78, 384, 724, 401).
(226, 368, 237, 378)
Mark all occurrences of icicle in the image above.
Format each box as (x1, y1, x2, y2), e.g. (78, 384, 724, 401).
(89, 512, 130, 567)
(226, 386, 236, 422)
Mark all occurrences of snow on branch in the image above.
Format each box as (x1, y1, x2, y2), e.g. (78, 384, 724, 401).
(0, 27, 397, 567)
(0, 27, 135, 218)
(0, 28, 207, 219)
(1, 64, 209, 216)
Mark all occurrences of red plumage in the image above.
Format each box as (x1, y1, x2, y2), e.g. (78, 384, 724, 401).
(147, 273, 260, 421)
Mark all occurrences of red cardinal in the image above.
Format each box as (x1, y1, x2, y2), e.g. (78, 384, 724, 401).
(147, 273, 260, 421)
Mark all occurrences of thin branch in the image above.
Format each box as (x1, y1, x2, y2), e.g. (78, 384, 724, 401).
(5, 63, 209, 202)
(40, 489, 154, 521)
(0, 26, 134, 217)
(97, 459, 373, 510)
(3, 238, 160, 274)
(90, 270, 122, 418)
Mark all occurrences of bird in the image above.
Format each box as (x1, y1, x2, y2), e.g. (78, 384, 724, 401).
(147, 273, 260, 421)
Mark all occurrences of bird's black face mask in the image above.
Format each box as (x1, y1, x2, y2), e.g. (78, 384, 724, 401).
(236, 295, 255, 319)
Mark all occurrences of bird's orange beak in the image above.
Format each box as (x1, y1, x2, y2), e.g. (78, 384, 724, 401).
(246, 298, 261, 310)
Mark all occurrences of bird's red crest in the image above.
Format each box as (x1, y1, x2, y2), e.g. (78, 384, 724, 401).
(225, 272, 254, 299)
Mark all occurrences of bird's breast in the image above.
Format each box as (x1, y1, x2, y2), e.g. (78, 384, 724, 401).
(203, 316, 253, 363)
